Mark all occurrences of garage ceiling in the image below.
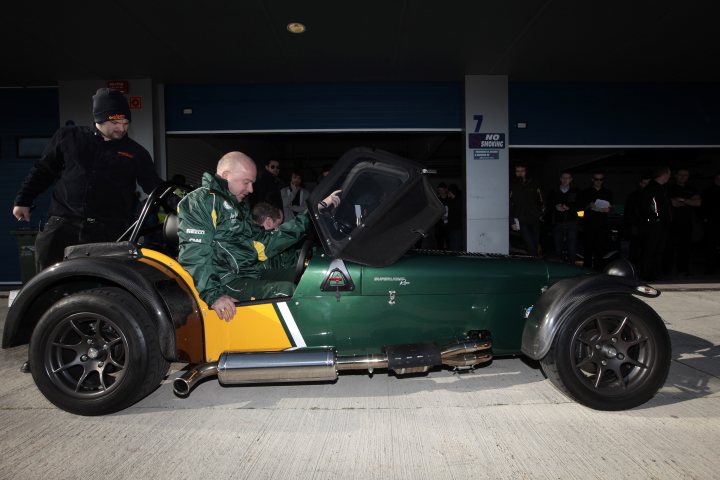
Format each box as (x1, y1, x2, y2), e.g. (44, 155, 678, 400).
(2, 0, 719, 86)
(3, 0, 718, 184)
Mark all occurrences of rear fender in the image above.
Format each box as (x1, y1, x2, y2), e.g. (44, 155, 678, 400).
(521, 274, 660, 360)
(2, 255, 203, 363)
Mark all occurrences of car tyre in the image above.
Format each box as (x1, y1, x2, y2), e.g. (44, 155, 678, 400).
(540, 295, 671, 410)
(30, 287, 169, 415)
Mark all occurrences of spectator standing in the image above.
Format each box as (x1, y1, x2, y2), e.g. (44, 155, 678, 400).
(280, 171, 310, 222)
(701, 172, 720, 274)
(638, 167, 672, 281)
(546, 171, 579, 264)
(667, 168, 702, 276)
(435, 183, 450, 249)
(622, 173, 652, 267)
(12, 88, 161, 271)
(510, 164, 544, 257)
(446, 183, 465, 251)
(251, 159, 283, 210)
(579, 172, 613, 270)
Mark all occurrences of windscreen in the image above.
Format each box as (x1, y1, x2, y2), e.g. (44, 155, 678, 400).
(309, 148, 443, 266)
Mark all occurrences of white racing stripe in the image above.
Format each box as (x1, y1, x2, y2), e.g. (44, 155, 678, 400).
(277, 302, 306, 347)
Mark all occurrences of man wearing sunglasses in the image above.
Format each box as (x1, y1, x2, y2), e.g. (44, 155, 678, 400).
(579, 172, 613, 270)
(251, 159, 283, 210)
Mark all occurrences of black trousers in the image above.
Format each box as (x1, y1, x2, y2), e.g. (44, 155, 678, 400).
(34, 216, 129, 271)
(639, 222, 670, 281)
(583, 219, 609, 270)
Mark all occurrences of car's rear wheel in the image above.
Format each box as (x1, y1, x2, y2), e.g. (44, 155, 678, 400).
(30, 287, 169, 415)
(540, 295, 671, 410)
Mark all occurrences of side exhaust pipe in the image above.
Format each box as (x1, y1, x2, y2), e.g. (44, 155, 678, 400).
(173, 362, 219, 396)
(174, 333, 493, 397)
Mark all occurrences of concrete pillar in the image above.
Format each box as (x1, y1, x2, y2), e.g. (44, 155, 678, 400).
(464, 75, 509, 254)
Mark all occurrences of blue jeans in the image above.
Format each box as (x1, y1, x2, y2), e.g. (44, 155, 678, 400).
(553, 221, 578, 264)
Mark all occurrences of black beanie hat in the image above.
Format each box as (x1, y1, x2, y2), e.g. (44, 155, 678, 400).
(92, 88, 131, 123)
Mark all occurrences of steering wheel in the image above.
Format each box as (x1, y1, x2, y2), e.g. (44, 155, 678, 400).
(294, 231, 316, 283)
(318, 206, 354, 239)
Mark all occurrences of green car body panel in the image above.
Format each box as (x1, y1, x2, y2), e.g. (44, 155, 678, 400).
(286, 250, 586, 355)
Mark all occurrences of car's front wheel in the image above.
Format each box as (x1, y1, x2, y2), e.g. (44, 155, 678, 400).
(540, 295, 671, 410)
(30, 287, 169, 415)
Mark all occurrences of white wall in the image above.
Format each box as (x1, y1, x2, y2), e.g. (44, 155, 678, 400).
(464, 75, 509, 254)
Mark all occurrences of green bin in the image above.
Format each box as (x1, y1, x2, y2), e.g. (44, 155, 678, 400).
(11, 229, 38, 284)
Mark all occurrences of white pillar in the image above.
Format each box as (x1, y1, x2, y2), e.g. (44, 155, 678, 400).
(464, 75, 509, 254)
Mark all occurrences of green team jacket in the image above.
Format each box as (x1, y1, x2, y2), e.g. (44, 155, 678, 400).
(177, 172, 310, 306)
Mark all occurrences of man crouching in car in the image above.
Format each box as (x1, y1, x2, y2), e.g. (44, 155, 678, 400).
(177, 151, 340, 321)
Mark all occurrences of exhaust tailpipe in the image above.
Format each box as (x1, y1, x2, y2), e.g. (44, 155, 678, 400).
(173, 362, 219, 396)
(441, 339, 493, 367)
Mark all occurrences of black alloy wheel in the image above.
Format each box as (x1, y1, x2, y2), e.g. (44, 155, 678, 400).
(30, 287, 169, 415)
(541, 295, 671, 410)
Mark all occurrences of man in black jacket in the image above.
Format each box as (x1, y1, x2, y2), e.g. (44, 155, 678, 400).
(547, 171, 579, 264)
(638, 166, 672, 281)
(12, 88, 161, 271)
(579, 172, 613, 270)
(510, 163, 544, 257)
(251, 159, 283, 210)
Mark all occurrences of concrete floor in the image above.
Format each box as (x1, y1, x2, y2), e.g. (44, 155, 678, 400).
(0, 284, 718, 480)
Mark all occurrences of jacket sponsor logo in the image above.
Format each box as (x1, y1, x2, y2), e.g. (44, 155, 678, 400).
(253, 241, 268, 261)
(188, 238, 202, 243)
(117, 151, 134, 159)
(223, 201, 233, 210)
(186, 228, 205, 234)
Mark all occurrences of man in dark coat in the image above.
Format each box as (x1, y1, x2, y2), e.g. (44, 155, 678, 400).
(510, 164, 544, 257)
(12, 88, 161, 271)
(251, 159, 283, 210)
(638, 167, 672, 281)
(579, 172, 613, 270)
(546, 171, 579, 264)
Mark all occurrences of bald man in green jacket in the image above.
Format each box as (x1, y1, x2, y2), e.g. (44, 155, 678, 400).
(178, 151, 340, 321)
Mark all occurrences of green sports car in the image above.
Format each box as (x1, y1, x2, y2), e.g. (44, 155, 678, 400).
(2, 147, 671, 415)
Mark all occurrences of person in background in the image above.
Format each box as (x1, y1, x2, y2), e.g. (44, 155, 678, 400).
(667, 168, 702, 276)
(622, 172, 652, 268)
(12, 88, 161, 271)
(579, 172, 613, 270)
(251, 159, 283, 210)
(701, 172, 720, 274)
(435, 182, 450, 249)
(638, 167, 672, 281)
(446, 183, 465, 251)
(510, 163, 544, 257)
(547, 171, 579, 264)
(281, 170, 310, 222)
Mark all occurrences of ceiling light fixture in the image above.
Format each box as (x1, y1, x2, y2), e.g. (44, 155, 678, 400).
(287, 22, 306, 34)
